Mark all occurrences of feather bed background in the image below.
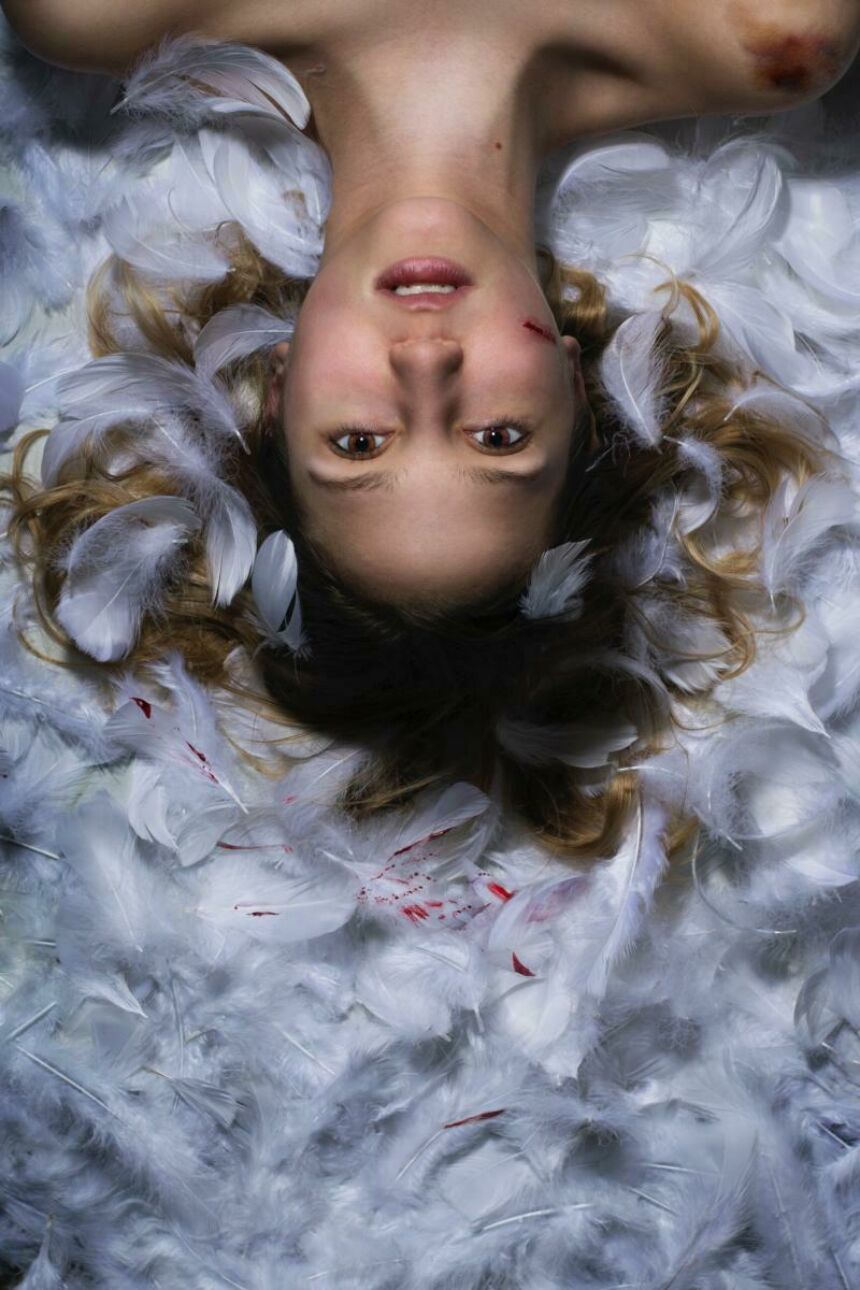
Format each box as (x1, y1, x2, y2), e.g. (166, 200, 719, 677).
(1, 18, 860, 1289)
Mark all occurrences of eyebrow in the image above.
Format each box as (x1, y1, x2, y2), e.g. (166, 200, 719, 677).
(306, 463, 546, 492)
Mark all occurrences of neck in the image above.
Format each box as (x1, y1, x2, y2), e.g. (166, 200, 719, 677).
(304, 36, 546, 268)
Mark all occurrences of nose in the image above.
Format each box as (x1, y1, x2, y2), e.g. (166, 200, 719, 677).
(389, 337, 463, 388)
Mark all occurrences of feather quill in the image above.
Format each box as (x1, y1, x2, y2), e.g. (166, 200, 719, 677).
(55, 496, 201, 663)
(584, 794, 669, 1001)
(600, 311, 670, 447)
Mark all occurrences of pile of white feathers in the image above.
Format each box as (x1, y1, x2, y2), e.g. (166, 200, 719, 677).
(2, 22, 860, 1290)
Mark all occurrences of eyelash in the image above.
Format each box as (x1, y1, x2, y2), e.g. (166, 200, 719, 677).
(329, 421, 532, 458)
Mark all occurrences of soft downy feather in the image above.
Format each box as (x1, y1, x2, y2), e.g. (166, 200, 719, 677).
(55, 496, 201, 663)
(599, 310, 671, 447)
(519, 539, 593, 620)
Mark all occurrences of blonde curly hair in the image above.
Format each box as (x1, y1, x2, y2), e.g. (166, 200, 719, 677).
(1, 231, 834, 864)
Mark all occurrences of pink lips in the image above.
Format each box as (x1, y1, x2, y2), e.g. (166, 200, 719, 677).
(375, 257, 474, 308)
(376, 257, 473, 290)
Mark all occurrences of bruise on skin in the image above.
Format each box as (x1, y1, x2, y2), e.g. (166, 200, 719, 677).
(733, 8, 843, 93)
(749, 30, 842, 92)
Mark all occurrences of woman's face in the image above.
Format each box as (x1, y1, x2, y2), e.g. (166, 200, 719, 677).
(268, 199, 586, 606)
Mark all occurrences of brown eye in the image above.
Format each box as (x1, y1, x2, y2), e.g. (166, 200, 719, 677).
(469, 425, 529, 451)
(330, 430, 388, 457)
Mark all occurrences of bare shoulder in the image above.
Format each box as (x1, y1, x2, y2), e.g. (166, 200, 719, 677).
(637, 0, 860, 118)
(0, 0, 244, 74)
(543, 0, 860, 140)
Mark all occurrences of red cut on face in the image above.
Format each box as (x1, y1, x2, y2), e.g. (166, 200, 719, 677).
(522, 319, 555, 343)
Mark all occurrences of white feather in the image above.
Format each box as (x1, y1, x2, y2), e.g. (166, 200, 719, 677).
(600, 311, 670, 447)
(251, 530, 306, 655)
(102, 193, 231, 282)
(584, 794, 669, 1001)
(14, 1230, 65, 1289)
(495, 715, 638, 768)
(519, 539, 592, 620)
(761, 475, 860, 598)
(42, 353, 246, 486)
(0, 358, 24, 435)
(194, 304, 295, 381)
(133, 415, 257, 606)
(672, 436, 724, 535)
(193, 851, 354, 944)
(114, 34, 310, 132)
(55, 496, 201, 663)
(106, 651, 247, 814)
(204, 130, 323, 278)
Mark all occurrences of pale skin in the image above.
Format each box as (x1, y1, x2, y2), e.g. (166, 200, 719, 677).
(5, 0, 860, 605)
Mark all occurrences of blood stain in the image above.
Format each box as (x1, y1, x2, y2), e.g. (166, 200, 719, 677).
(512, 951, 536, 977)
(744, 28, 841, 93)
(487, 882, 514, 902)
(443, 1108, 506, 1129)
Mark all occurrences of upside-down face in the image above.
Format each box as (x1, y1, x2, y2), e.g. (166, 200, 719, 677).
(267, 198, 587, 608)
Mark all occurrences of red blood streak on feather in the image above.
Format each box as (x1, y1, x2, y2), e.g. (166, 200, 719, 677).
(487, 882, 514, 902)
(185, 741, 218, 784)
(512, 952, 536, 977)
(402, 903, 429, 922)
(443, 1108, 506, 1129)
(391, 826, 453, 857)
(131, 696, 152, 718)
(425, 900, 444, 908)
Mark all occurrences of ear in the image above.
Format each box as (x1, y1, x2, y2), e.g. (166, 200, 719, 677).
(561, 334, 597, 449)
(264, 340, 291, 423)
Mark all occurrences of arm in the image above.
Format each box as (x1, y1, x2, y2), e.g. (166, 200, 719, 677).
(0, 0, 215, 74)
